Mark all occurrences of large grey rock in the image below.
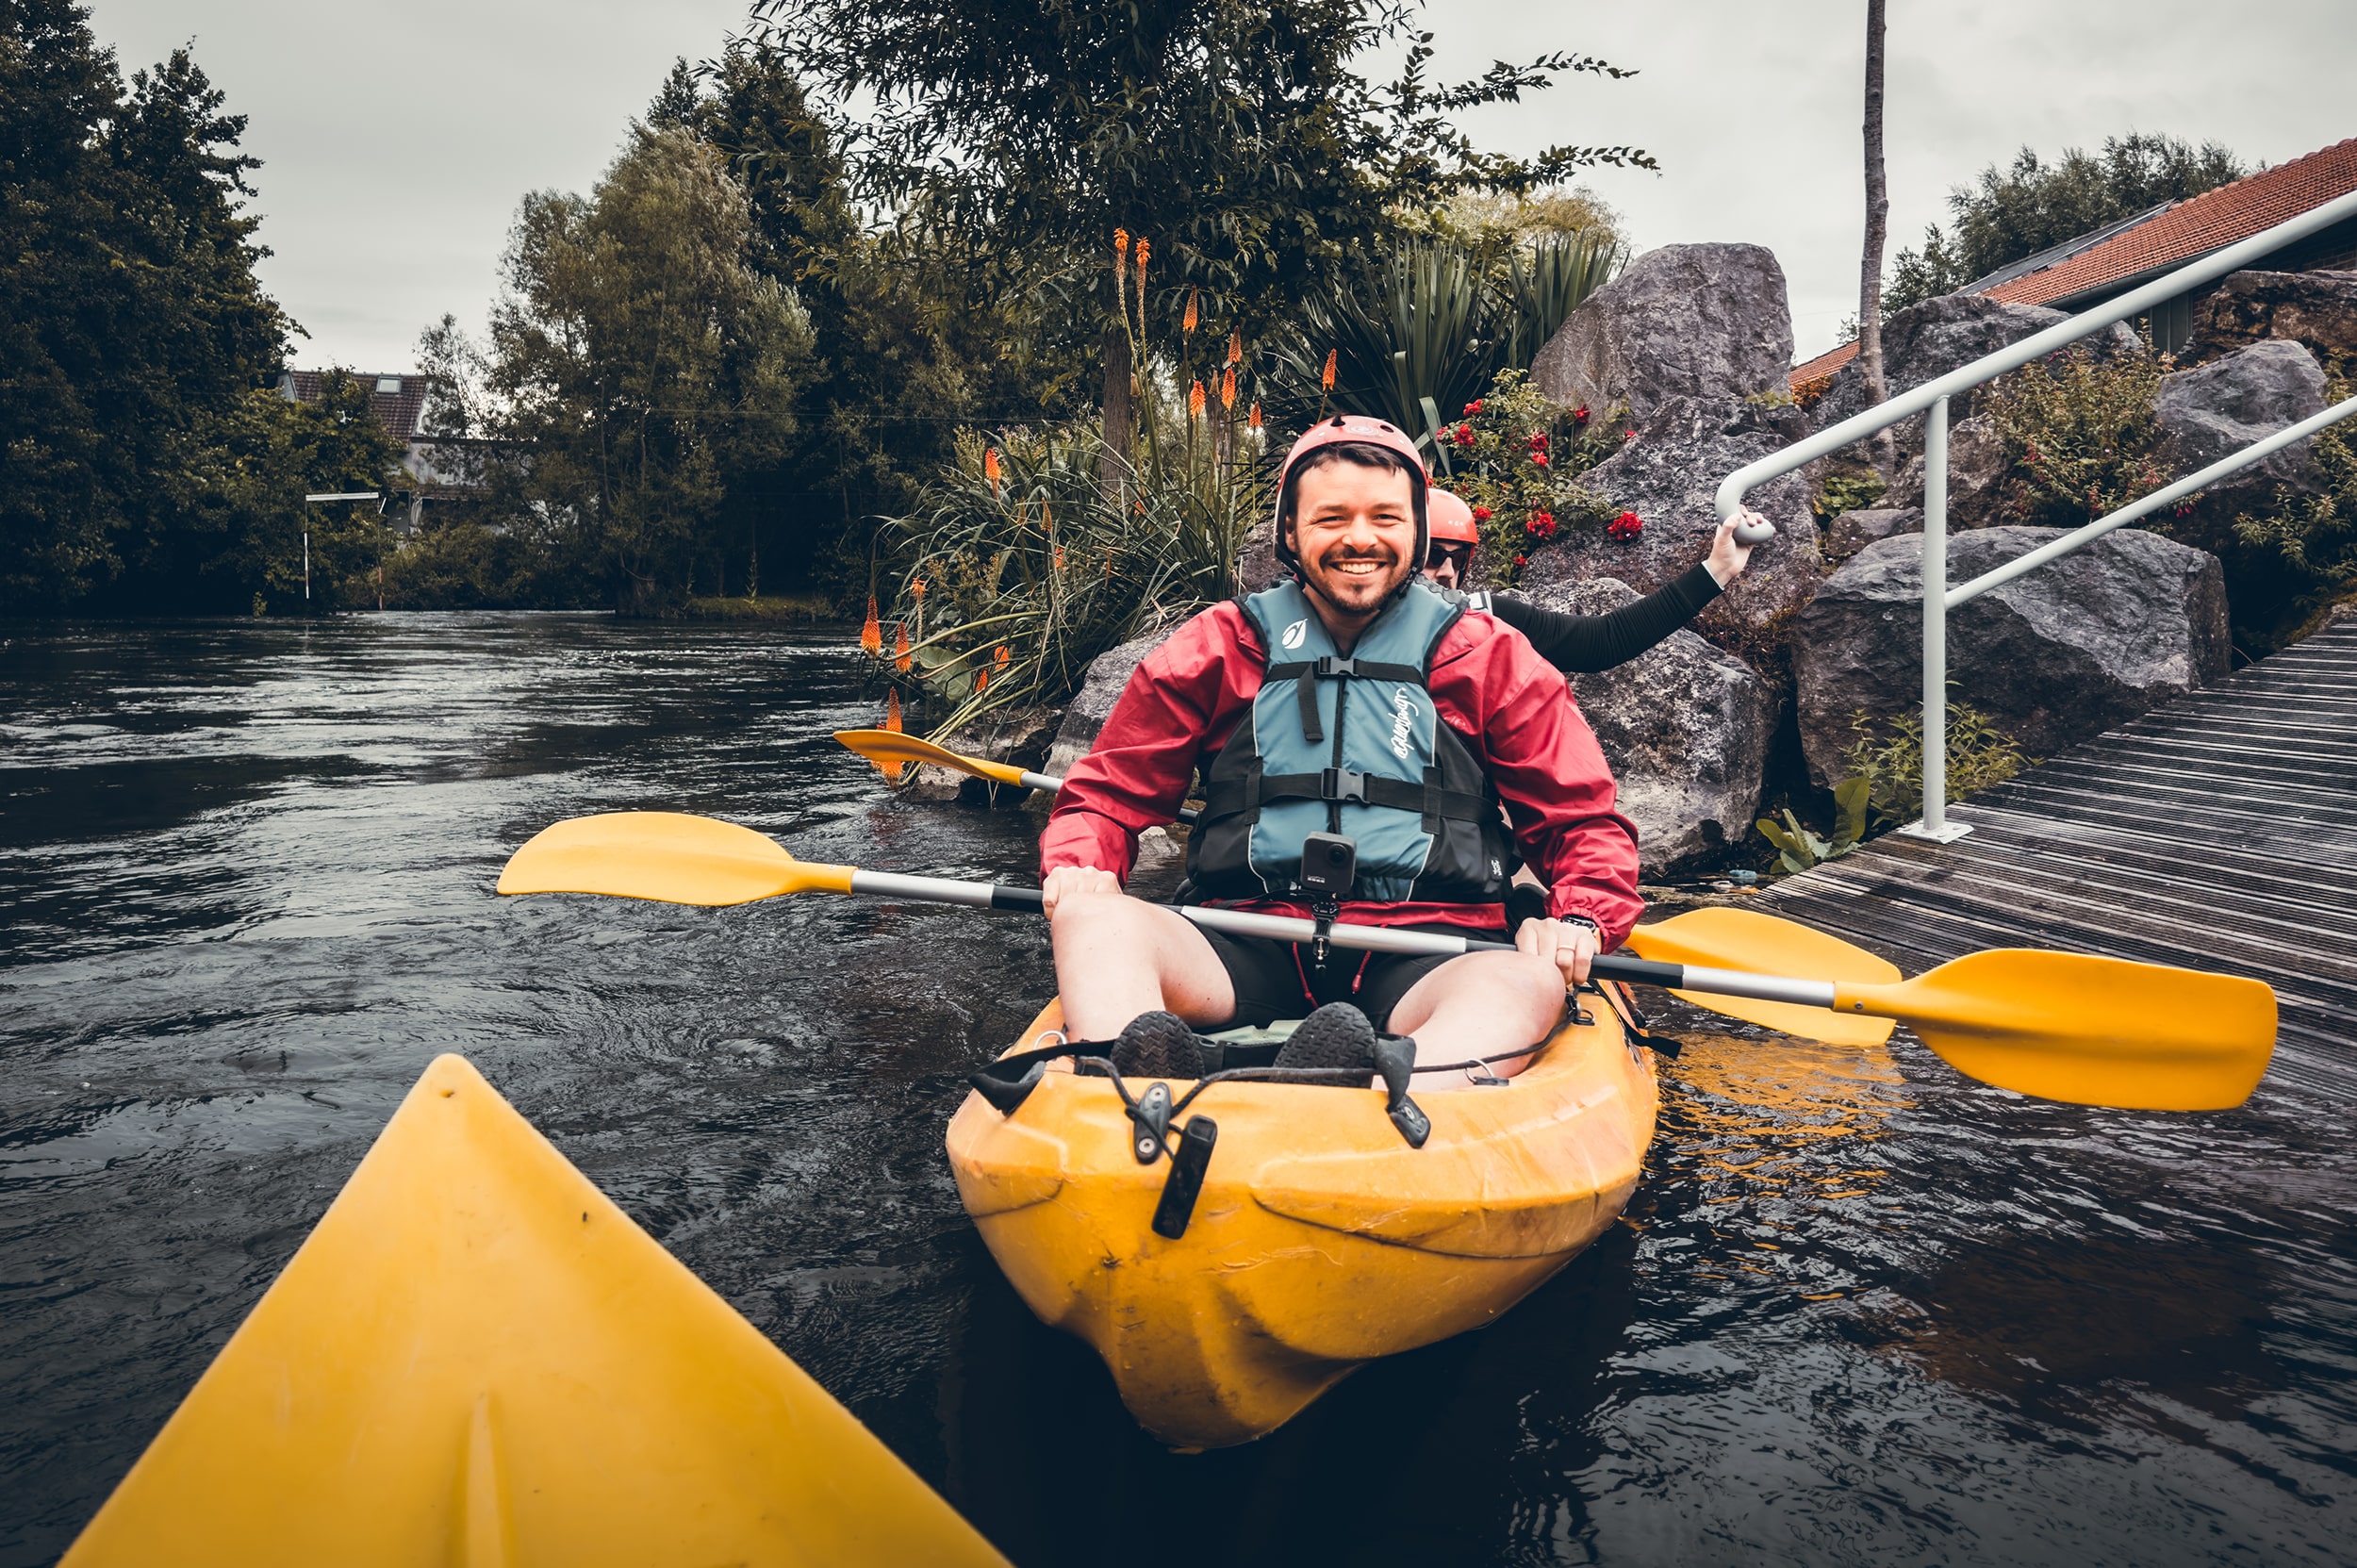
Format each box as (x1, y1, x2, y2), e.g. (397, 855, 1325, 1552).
(1790, 525, 2229, 788)
(2153, 338, 2329, 550)
(1533, 578, 1780, 872)
(1825, 506, 1922, 558)
(1884, 412, 2012, 529)
(1811, 293, 2139, 457)
(1519, 395, 1824, 625)
(1040, 628, 1178, 782)
(2188, 269, 2357, 373)
(1531, 244, 1794, 420)
(1235, 514, 1285, 593)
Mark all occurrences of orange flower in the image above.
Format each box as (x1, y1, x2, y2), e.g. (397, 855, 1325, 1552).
(860, 596, 882, 656)
(1189, 380, 1206, 420)
(1183, 287, 1198, 335)
(973, 664, 989, 693)
(1113, 227, 1129, 256)
(1053, 545, 1065, 570)
(1227, 328, 1242, 365)
(1321, 349, 1337, 392)
(1220, 366, 1236, 410)
(911, 577, 928, 601)
(893, 621, 911, 672)
(1249, 402, 1262, 431)
(884, 687, 903, 733)
(995, 644, 1011, 668)
(1135, 237, 1149, 290)
(983, 447, 1001, 497)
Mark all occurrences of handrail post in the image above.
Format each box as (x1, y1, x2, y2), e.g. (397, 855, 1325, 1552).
(1902, 395, 1970, 843)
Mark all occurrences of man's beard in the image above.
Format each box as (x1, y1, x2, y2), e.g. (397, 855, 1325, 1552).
(1308, 547, 1405, 610)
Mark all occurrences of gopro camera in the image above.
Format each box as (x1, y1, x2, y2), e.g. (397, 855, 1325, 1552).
(1299, 832, 1358, 898)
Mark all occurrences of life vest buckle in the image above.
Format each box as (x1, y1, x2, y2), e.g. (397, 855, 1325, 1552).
(1319, 767, 1368, 804)
(1311, 654, 1360, 679)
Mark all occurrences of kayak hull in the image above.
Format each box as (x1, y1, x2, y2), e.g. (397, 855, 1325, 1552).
(945, 998, 1659, 1449)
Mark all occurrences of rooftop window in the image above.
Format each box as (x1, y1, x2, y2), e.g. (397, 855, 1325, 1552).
(376, 377, 403, 394)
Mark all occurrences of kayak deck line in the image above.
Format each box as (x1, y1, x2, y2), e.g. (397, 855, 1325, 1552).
(64, 1054, 1010, 1568)
(946, 995, 1662, 1449)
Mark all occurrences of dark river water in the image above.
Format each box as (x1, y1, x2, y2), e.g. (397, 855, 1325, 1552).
(3, 614, 2352, 1567)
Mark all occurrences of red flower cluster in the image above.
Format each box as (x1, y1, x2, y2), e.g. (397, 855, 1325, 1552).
(1447, 421, 1474, 445)
(1622, 429, 1636, 442)
(1607, 510, 1643, 541)
(1462, 400, 1484, 417)
(1470, 504, 1492, 521)
(1525, 511, 1558, 540)
(1571, 405, 1591, 425)
(1512, 553, 1527, 569)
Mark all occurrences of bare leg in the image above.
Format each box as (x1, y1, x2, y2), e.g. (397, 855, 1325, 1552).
(1049, 889, 1237, 1041)
(1383, 951, 1567, 1088)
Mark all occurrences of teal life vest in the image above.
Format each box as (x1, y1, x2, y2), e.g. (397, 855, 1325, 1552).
(1186, 577, 1515, 905)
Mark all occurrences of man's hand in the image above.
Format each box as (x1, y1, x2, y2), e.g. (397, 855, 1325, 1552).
(1704, 508, 1767, 586)
(1041, 864, 1122, 918)
(1516, 915, 1599, 989)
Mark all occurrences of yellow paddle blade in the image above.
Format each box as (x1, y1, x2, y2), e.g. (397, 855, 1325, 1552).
(496, 811, 853, 906)
(61, 1054, 1011, 1568)
(1626, 906, 1901, 1048)
(1836, 949, 2278, 1112)
(835, 728, 1030, 787)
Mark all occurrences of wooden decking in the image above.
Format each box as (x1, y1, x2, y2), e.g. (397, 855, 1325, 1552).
(1761, 613, 2357, 1099)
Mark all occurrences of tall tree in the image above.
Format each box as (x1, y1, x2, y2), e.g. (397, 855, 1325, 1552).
(753, 0, 1651, 473)
(1855, 0, 1895, 481)
(0, 1, 304, 610)
(487, 124, 816, 613)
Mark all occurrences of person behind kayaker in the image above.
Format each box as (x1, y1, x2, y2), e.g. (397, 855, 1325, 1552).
(1037, 415, 1641, 1084)
(1422, 487, 1769, 672)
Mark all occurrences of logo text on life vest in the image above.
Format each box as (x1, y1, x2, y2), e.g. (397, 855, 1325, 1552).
(1389, 688, 1418, 759)
(1280, 618, 1308, 651)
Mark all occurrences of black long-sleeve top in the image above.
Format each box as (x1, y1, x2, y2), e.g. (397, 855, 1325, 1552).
(1481, 564, 1724, 673)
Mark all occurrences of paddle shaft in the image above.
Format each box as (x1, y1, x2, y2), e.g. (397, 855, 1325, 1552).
(844, 870, 1833, 1011)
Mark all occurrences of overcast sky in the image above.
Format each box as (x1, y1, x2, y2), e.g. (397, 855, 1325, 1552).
(88, 0, 2357, 371)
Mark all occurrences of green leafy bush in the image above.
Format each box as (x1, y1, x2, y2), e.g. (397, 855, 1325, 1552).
(2223, 376, 2357, 649)
(1983, 337, 2177, 529)
(1843, 701, 2028, 824)
(1756, 777, 1871, 873)
(1431, 369, 1621, 584)
(1813, 468, 1887, 520)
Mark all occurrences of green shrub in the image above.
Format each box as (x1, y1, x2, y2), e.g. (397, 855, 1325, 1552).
(1983, 336, 2177, 528)
(2224, 375, 2357, 650)
(1756, 777, 1870, 874)
(1432, 368, 1621, 584)
(1843, 701, 2028, 824)
(1813, 467, 1887, 520)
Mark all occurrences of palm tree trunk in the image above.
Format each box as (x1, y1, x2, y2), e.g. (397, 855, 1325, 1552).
(1098, 326, 1133, 499)
(1859, 0, 1897, 482)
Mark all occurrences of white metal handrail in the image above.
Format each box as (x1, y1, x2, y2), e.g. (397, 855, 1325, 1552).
(1714, 186, 2357, 839)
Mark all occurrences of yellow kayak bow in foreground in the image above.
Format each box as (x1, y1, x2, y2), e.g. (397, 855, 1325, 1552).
(64, 1053, 1008, 1568)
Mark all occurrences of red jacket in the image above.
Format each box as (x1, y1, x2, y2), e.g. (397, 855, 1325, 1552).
(1040, 600, 1644, 947)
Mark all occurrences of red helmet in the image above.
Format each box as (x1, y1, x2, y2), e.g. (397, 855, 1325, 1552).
(1272, 414, 1430, 574)
(1427, 487, 1479, 548)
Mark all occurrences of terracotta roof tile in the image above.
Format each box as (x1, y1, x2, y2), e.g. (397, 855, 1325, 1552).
(1782, 139, 2357, 391)
(282, 371, 432, 444)
(1788, 340, 1858, 386)
(1983, 137, 2357, 307)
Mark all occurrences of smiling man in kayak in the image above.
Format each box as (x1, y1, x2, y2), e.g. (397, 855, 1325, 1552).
(1038, 414, 1641, 1082)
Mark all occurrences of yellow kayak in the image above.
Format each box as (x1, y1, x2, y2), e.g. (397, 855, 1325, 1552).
(65, 1053, 1008, 1568)
(946, 992, 1660, 1449)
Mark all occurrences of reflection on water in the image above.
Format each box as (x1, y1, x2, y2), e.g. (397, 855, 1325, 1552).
(3, 615, 2352, 1567)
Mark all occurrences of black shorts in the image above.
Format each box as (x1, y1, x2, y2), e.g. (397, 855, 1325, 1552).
(1195, 922, 1492, 1032)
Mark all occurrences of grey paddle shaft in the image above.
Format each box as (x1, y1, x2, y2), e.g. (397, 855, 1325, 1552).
(1007, 767, 1202, 827)
(1732, 520, 1776, 546)
(1175, 905, 1837, 1009)
(842, 876, 1837, 1011)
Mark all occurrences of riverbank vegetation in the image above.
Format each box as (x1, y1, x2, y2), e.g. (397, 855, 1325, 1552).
(0, 0, 1645, 627)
